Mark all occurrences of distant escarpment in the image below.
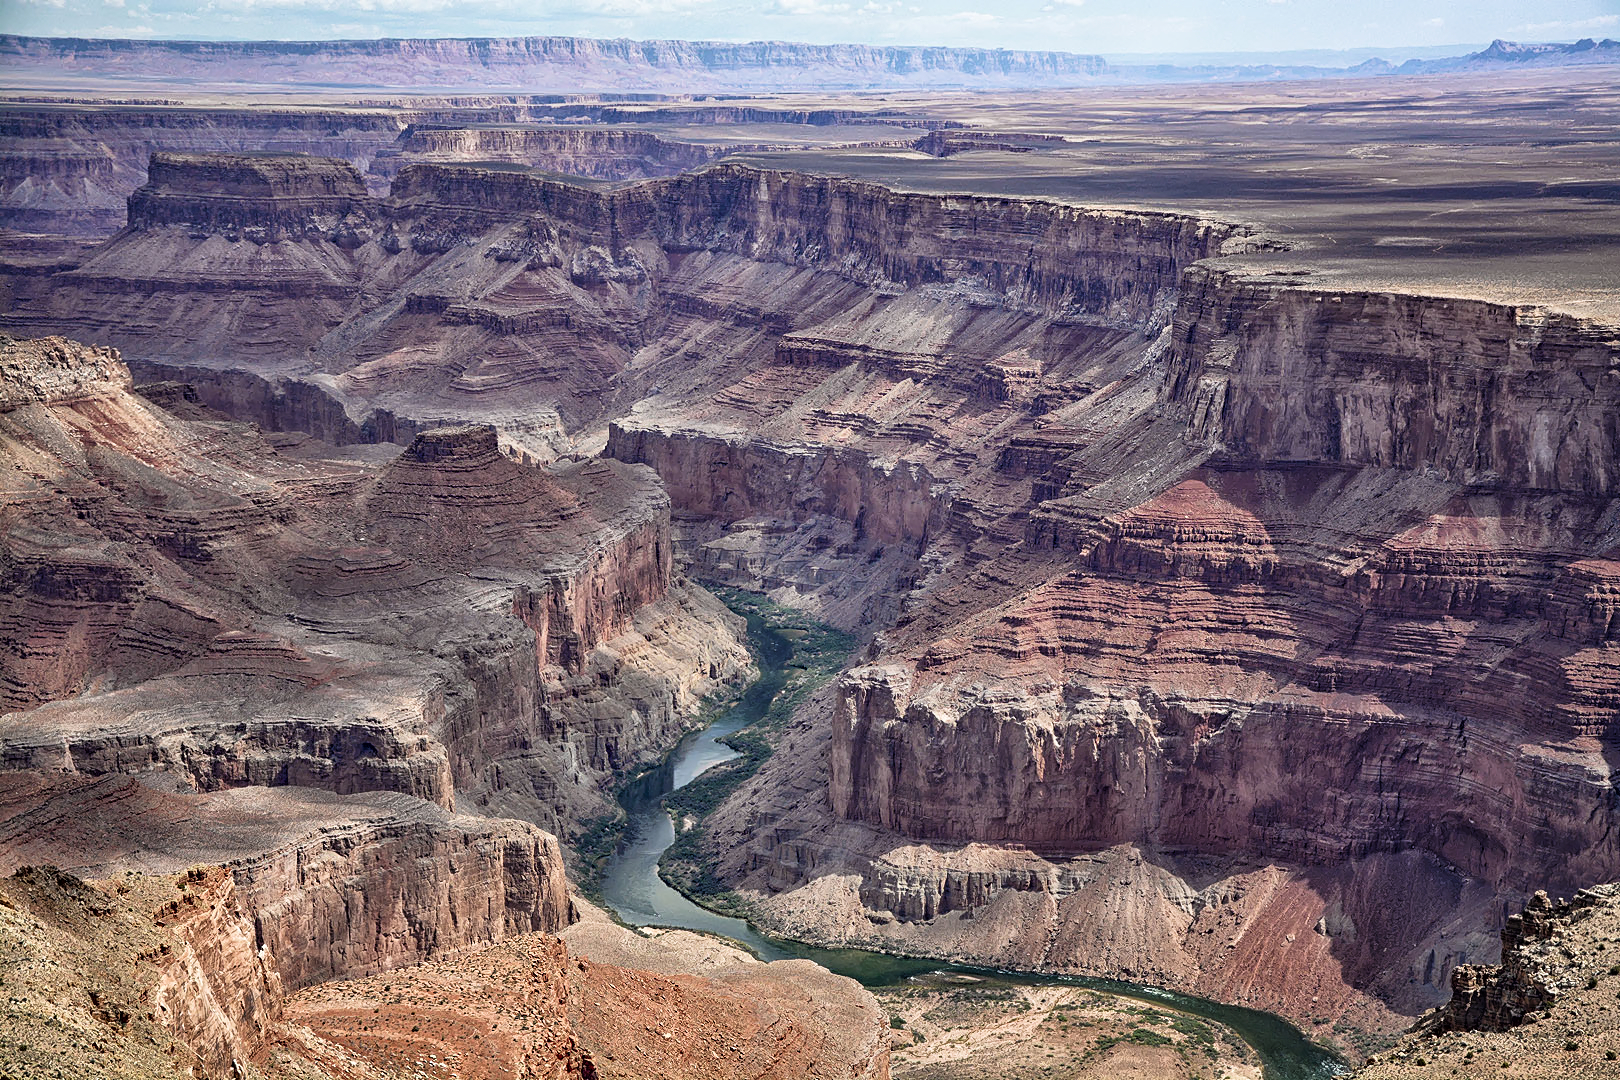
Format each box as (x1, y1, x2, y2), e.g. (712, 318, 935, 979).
(0, 33, 1108, 93)
(0, 100, 938, 236)
(387, 160, 1244, 329)
(0, 103, 410, 236)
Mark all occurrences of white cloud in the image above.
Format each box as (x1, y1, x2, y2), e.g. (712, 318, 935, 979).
(939, 9, 997, 25)
(766, 0, 853, 15)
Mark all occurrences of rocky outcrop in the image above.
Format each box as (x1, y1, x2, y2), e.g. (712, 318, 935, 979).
(1429, 887, 1618, 1032)
(370, 124, 774, 184)
(128, 151, 375, 242)
(0, 778, 581, 1079)
(144, 865, 287, 1076)
(235, 799, 571, 989)
(1361, 882, 1620, 1077)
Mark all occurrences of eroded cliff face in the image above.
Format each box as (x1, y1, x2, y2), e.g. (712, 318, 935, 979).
(0, 334, 748, 837)
(0, 864, 282, 1080)
(0, 773, 578, 1076)
(370, 125, 775, 184)
(1166, 265, 1620, 495)
(0, 774, 888, 1080)
(385, 160, 1244, 329)
(130, 151, 376, 241)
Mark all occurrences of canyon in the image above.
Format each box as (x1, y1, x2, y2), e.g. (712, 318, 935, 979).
(0, 48, 1617, 1080)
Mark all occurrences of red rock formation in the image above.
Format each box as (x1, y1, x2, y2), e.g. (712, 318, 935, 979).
(0, 774, 573, 983)
(0, 776, 888, 1080)
(0, 334, 747, 836)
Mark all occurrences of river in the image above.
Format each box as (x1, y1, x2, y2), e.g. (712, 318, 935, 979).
(597, 603, 1349, 1080)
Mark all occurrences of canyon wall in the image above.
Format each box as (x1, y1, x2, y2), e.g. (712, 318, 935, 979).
(130, 150, 375, 240)
(0, 772, 887, 1080)
(606, 422, 946, 550)
(389, 160, 1247, 328)
(369, 125, 771, 184)
(234, 801, 572, 989)
(0, 773, 577, 1077)
(0, 334, 748, 838)
(6, 148, 1617, 1041)
(1165, 265, 1620, 495)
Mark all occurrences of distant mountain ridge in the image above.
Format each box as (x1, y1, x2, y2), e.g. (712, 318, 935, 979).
(1378, 37, 1620, 75)
(0, 33, 1615, 92)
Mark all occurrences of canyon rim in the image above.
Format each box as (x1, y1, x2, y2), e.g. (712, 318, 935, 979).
(1, 12, 1618, 1080)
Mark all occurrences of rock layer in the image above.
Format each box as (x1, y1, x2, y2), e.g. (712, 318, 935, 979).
(0, 334, 748, 836)
(5, 144, 1618, 1046)
(0, 773, 572, 988)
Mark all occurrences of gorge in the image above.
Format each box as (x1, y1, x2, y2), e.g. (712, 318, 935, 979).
(0, 41, 1617, 1080)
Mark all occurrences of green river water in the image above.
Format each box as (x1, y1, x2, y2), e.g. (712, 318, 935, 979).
(598, 604, 1349, 1080)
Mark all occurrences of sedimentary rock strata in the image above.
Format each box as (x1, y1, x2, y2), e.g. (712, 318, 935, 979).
(3, 127, 1617, 1056)
(368, 125, 784, 185)
(0, 333, 747, 834)
(0, 773, 572, 986)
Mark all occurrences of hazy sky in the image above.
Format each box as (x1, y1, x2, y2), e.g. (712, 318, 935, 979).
(3, 0, 1617, 55)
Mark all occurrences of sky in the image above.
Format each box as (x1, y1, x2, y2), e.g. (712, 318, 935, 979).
(2, 0, 1617, 56)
